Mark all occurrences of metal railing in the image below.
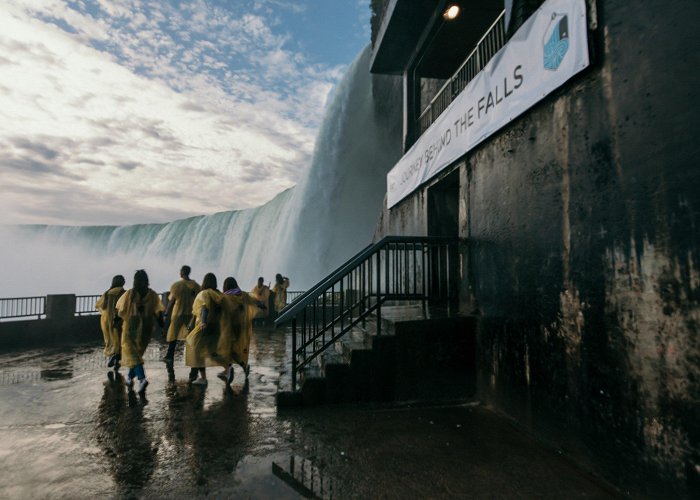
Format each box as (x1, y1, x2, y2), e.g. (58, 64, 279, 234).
(75, 295, 101, 316)
(286, 291, 305, 305)
(0, 291, 169, 320)
(276, 236, 460, 390)
(417, 10, 507, 137)
(0, 296, 46, 320)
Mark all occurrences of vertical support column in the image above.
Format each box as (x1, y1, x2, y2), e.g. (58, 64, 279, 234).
(403, 68, 418, 152)
(292, 318, 297, 391)
(376, 250, 382, 336)
(45, 294, 76, 321)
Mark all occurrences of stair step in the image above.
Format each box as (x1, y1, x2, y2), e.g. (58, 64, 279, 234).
(320, 350, 348, 372)
(280, 303, 476, 407)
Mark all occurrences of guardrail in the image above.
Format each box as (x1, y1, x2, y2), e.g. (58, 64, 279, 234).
(75, 295, 101, 316)
(0, 297, 46, 320)
(1, 292, 170, 320)
(286, 291, 305, 304)
(417, 10, 507, 137)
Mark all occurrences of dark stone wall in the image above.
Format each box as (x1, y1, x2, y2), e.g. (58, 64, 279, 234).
(378, 0, 700, 496)
(0, 316, 101, 351)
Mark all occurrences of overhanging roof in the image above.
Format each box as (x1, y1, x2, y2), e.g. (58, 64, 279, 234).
(371, 0, 506, 78)
(370, 0, 438, 75)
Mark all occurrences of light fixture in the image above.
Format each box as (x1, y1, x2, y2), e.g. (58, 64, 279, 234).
(443, 4, 460, 21)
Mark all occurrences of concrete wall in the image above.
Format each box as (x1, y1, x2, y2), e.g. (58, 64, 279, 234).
(377, 1, 700, 496)
(0, 295, 101, 351)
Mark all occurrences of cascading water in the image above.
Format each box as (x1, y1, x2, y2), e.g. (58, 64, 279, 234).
(1, 46, 402, 296)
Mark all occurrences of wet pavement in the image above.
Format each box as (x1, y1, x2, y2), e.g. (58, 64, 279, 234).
(0, 327, 621, 499)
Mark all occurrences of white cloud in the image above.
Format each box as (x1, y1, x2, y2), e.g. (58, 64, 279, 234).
(0, 0, 352, 225)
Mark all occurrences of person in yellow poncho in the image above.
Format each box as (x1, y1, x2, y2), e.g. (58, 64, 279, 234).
(96, 275, 126, 370)
(163, 265, 200, 363)
(115, 269, 165, 394)
(185, 274, 265, 387)
(185, 272, 222, 386)
(250, 276, 271, 325)
(220, 276, 264, 383)
(271, 273, 290, 316)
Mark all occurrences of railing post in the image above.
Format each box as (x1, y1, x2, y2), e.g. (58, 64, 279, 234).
(292, 318, 297, 391)
(376, 249, 382, 336)
(45, 294, 76, 321)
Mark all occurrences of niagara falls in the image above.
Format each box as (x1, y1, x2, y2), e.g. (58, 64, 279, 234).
(1, 46, 401, 297)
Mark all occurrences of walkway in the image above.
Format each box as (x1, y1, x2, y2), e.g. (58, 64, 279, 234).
(0, 327, 620, 498)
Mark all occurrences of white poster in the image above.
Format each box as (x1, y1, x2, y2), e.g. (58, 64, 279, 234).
(387, 0, 589, 208)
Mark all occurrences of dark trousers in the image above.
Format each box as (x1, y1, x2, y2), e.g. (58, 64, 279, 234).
(165, 340, 177, 359)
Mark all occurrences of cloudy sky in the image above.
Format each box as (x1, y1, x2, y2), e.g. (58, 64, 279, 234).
(0, 0, 370, 226)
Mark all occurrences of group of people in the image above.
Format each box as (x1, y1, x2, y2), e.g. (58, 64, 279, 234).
(96, 266, 290, 394)
(250, 274, 290, 325)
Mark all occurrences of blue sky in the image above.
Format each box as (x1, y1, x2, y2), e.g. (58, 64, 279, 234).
(0, 0, 370, 225)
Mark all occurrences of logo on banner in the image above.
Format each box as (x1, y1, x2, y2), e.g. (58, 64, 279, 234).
(543, 13, 569, 70)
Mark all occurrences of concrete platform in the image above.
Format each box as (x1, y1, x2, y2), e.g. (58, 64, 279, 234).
(0, 327, 622, 498)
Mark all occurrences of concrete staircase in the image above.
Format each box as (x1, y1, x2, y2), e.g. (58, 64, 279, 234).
(277, 305, 477, 407)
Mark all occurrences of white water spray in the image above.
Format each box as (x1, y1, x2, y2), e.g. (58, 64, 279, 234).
(0, 46, 401, 296)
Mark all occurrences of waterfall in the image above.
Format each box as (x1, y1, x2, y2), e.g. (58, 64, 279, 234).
(1, 45, 402, 296)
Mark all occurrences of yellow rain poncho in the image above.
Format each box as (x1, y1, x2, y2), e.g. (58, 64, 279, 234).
(185, 289, 259, 368)
(166, 278, 200, 342)
(96, 286, 125, 357)
(116, 289, 165, 368)
(228, 292, 260, 367)
(185, 288, 224, 368)
(272, 278, 290, 312)
(250, 284, 271, 319)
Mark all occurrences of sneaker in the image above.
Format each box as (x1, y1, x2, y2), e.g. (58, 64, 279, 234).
(107, 355, 116, 368)
(137, 378, 149, 394)
(192, 378, 208, 386)
(125, 374, 133, 387)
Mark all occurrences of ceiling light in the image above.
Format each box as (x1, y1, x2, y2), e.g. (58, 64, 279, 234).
(443, 4, 460, 21)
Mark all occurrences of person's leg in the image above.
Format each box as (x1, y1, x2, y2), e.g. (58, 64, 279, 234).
(188, 367, 198, 382)
(164, 340, 176, 361)
(217, 364, 234, 384)
(135, 364, 148, 393)
(192, 367, 208, 385)
(126, 367, 135, 386)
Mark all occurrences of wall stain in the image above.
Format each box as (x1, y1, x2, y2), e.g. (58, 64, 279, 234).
(605, 238, 700, 482)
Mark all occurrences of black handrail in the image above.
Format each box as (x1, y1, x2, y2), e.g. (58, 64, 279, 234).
(276, 236, 460, 391)
(277, 236, 456, 325)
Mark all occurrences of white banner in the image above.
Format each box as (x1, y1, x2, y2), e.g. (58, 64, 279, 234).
(387, 0, 589, 208)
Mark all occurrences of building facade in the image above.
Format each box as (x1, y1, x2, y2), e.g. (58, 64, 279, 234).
(371, 0, 700, 496)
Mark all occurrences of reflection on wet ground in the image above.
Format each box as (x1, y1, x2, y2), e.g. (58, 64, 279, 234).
(0, 327, 620, 498)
